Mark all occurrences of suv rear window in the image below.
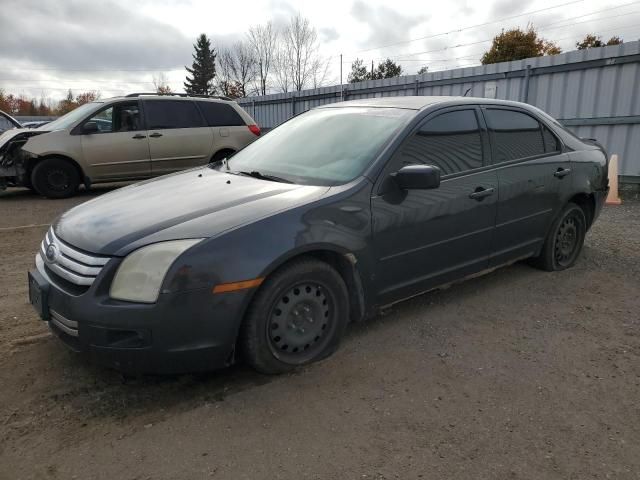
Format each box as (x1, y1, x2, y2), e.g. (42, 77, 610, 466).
(197, 102, 245, 127)
(144, 100, 205, 130)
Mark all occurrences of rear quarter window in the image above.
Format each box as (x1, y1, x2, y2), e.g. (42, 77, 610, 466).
(197, 102, 245, 127)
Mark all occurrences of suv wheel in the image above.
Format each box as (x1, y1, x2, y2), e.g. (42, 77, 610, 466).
(531, 202, 586, 271)
(240, 258, 349, 374)
(210, 149, 235, 164)
(31, 157, 80, 199)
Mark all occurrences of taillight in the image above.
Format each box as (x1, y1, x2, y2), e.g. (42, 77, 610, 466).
(248, 124, 261, 136)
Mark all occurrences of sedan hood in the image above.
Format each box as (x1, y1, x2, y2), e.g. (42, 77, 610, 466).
(55, 168, 329, 256)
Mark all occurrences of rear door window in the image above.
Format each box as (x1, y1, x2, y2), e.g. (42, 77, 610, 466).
(397, 109, 484, 175)
(144, 100, 205, 130)
(197, 102, 245, 127)
(484, 109, 547, 163)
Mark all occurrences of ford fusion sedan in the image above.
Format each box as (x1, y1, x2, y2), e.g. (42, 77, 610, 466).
(28, 96, 608, 375)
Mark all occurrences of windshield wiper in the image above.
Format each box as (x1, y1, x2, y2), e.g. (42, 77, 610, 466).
(233, 170, 293, 184)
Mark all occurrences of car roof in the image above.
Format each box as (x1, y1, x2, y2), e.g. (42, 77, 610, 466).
(319, 96, 532, 111)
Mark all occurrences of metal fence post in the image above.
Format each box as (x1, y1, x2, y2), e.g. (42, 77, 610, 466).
(522, 65, 532, 104)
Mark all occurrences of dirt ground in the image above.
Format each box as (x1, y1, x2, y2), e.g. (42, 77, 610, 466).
(0, 186, 639, 480)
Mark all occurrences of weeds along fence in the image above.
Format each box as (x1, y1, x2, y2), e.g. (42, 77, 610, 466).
(239, 40, 640, 182)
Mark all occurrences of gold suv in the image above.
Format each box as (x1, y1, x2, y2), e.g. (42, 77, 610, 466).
(0, 93, 260, 198)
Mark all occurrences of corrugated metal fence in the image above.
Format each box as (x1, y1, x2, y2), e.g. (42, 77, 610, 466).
(238, 41, 640, 181)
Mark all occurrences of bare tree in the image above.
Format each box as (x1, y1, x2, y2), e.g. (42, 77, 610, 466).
(217, 40, 257, 98)
(216, 47, 235, 97)
(273, 38, 292, 93)
(310, 57, 331, 89)
(280, 14, 324, 92)
(248, 22, 277, 95)
(153, 72, 172, 94)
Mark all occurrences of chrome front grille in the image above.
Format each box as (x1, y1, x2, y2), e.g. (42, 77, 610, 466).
(38, 228, 110, 287)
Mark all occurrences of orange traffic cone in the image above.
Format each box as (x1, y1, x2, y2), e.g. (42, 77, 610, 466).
(606, 154, 622, 205)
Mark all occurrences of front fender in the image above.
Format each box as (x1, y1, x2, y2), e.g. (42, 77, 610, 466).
(161, 179, 375, 300)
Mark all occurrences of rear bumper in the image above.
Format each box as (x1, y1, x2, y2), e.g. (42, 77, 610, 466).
(31, 261, 251, 375)
(592, 187, 608, 225)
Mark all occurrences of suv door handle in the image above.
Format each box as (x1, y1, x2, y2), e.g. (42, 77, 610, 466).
(149, 132, 163, 138)
(132, 134, 146, 139)
(469, 187, 495, 200)
(554, 167, 571, 178)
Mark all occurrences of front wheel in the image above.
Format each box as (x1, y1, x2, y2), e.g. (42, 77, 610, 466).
(531, 202, 586, 271)
(240, 258, 349, 374)
(31, 157, 80, 199)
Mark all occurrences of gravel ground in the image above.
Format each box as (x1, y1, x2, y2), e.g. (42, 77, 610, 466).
(0, 186, 639, 480)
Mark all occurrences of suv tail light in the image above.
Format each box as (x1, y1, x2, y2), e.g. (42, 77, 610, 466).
(248, 124, 261, 136)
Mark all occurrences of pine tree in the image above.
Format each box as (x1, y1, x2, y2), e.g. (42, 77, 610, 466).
(184, 34, 217, 95)
(348, 59, 369, 83)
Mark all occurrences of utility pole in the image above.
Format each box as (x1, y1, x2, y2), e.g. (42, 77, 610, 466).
(340, 54, 343, 101)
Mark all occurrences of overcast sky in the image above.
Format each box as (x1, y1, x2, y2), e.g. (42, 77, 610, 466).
(1, 0, 639, 101)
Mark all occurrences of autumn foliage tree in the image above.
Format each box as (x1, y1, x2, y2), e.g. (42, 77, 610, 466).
(481, 26, 561, 65)
(576, 34, 623, 50)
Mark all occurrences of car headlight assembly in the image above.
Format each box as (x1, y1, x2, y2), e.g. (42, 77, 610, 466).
(110, 239, 202, 303)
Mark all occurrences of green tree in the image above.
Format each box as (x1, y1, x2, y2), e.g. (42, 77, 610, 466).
(348, 58, 369, 83)
(417, 66, 428, 75)
(184, 33, 217, 95)
(481, 26, 561, 65)
(576, 34, 623, 49)
(370, 58, 403, 80)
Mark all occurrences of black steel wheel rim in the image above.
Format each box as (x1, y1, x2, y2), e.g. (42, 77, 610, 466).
(267, 281, 334, 364)
(46, 169, 70, 192)
(554, 211, 581, 267)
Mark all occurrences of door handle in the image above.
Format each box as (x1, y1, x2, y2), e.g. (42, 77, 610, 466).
(149, 132, 163, 138)
(468, 187, 495, 200)
(554, 167, 571, 178)
(132, 134, 146, 139)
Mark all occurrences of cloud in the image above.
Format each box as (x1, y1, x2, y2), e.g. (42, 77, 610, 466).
(350, 0, 428, 49)
(489, 0, 535, 19)
(0, 0, 192, 71)
(320, 27, 340, 43)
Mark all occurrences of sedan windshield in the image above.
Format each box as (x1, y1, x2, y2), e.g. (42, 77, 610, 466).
(44, 102, 103, 131)
(223, 107, 411, 186)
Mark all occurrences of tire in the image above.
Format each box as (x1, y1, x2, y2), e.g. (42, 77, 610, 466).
(31, 157, 80, 199)
(240, 258, 350, 374)
(531, 202, 587, 271)
(210, 149, 235, 164)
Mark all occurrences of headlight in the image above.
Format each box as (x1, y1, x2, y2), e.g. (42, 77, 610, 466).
(110, 239, 202, 303)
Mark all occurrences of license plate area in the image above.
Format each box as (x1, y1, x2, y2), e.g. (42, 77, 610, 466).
(28, 270, 50, 320)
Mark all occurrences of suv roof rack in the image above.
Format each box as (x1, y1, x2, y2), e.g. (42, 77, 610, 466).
(125, 92, 233, 101)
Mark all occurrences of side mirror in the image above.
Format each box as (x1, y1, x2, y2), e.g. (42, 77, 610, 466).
(82, 121, 99, 134)
(391, 165, 441, 190)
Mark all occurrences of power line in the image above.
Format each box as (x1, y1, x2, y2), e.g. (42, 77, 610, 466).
(350, 0, 586, 54)
(344, 9, 640, 63)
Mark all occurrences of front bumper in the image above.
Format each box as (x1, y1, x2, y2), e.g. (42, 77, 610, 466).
(29, 257, 251, 375)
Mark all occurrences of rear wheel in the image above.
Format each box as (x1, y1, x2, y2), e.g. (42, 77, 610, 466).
(531, 202, 586, 271)
(240, 258, 349, 374)
(31, 157, 80, 199)
(210, 149, 235, 164)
